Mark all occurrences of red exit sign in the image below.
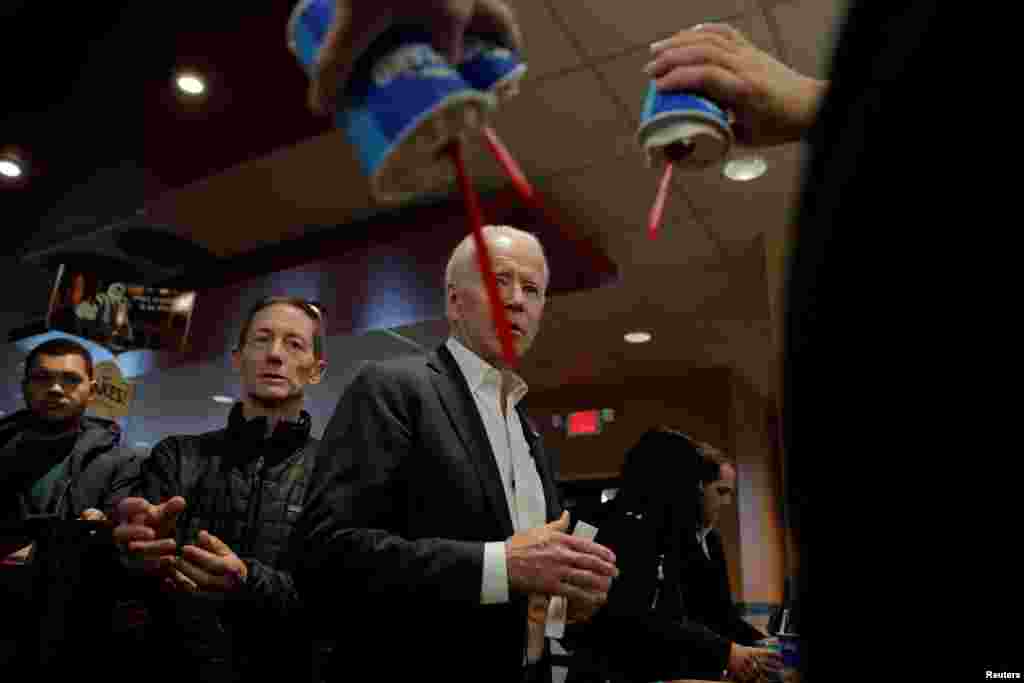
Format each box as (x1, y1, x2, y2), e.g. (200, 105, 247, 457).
(567, 410, 601, 436)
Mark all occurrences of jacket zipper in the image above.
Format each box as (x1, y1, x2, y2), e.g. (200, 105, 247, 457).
(652, 553, 664, 610)
(244, 456, 265, 556)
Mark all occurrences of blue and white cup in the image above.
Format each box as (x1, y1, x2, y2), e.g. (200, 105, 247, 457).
(458, 36, 527, 99)
(288, 0, 496, 201)
(637, 81, 733, 168)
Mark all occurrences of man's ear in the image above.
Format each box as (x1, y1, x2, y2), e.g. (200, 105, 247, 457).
(84, 378, 98, 403)
(230, 348, 242, 373)
(446, 283, 461, 320)
(308, 360, 327, 385)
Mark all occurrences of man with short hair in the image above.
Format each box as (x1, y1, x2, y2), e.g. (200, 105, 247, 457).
(1, 337, 140, 557)
(292, 225, 619, 683)
(1, 337, 144, 668)
(111, 297, 328, 683)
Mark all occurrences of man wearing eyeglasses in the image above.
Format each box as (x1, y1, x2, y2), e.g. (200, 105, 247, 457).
(108, 297, 328, 683)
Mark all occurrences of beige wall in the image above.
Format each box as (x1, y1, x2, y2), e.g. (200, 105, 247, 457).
(526, 368, 732, 480)
(728, 373, 786, 606)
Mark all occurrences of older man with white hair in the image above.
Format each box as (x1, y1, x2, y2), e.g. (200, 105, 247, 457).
(292, 225, 619, 683)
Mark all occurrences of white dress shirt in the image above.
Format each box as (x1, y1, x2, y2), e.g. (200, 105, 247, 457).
(446, 337, 548, 602)
(446, 337, 550, 665)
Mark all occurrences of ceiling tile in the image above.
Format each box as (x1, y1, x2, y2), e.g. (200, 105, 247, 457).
(145, 127, 512, 258)
(505, 0, 585, 81)
(767, 0, 848, 80)
(146, 131, 376, 257)
(541, 158, 721, 268)
(673, 142, 806, 246)
(550, 0, 747, 61)
(487, 69, 632, 178)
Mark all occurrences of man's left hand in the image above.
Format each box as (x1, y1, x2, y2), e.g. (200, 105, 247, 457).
(173, 530, 248, 593)
(566, 592, 606, 624)
(3, 544, 32, 563)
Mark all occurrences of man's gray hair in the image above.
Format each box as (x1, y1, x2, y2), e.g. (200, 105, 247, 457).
(443, 225, 549, 290)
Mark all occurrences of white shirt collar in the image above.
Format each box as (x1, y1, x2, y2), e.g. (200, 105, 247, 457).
(445, 337, 529, 406)
(697, 526, 713, 543)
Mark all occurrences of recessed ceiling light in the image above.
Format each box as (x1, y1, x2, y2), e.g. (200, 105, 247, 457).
(211, 395, 234, 404)
(172, 292, 196, 313)
(176, 73, 206, 95)
(624, 331, 652, 344)
(0, 159, 23, 178)
(723, 155, 768, 182)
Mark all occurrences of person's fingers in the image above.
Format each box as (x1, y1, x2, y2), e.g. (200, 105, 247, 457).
(164, 567, 198, 593)
(468, 0, 523, 52)
(559, 534, 617, 566)
(80, 508, 107, 521)
(114, 497, 155, 524)
(130, 552, 178, 576)
(545, 510, 570, 531)
(526, 593, 551, 624)
(311, 4, 391, 115)
(566, 549, 619, 584)
(126, 538, 178, 557)
(179, 542, 244, 591)
(152, 498, 186, 539)
(181, 543, 234, 576)
(312, 33, 347, 114)
(196, 530, 232, 556)
(155, 496, 186, 523)
(645, 42, 742, 80)
(654, 64, 752, 106)
(171, 557, 223, 590)
(554, 582, 607, 608)
(650, 27, 741, 56)
(113, 523, 155, 546)
(692, 22, 747, 45)
(120, 497, 185, 538)
(559, 565, 613, 594)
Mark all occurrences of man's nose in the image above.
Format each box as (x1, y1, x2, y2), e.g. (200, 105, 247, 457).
(265, 339, 286, 359)
(502, 280, 525, 307)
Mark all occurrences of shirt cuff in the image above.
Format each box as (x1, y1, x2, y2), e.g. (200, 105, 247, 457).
(545, 596, 568, 638)
(481, 541, 510, 605)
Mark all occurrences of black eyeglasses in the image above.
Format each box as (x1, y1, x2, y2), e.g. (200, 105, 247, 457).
(25, 370, 88, 389)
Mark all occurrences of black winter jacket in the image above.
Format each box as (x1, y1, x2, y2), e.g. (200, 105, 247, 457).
(1, 410, 145, 672)
(126, 405, 323, 683)
(0, 410, 142, 538)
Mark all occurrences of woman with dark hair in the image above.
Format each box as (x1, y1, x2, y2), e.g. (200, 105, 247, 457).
(563, 428, 775, 683)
